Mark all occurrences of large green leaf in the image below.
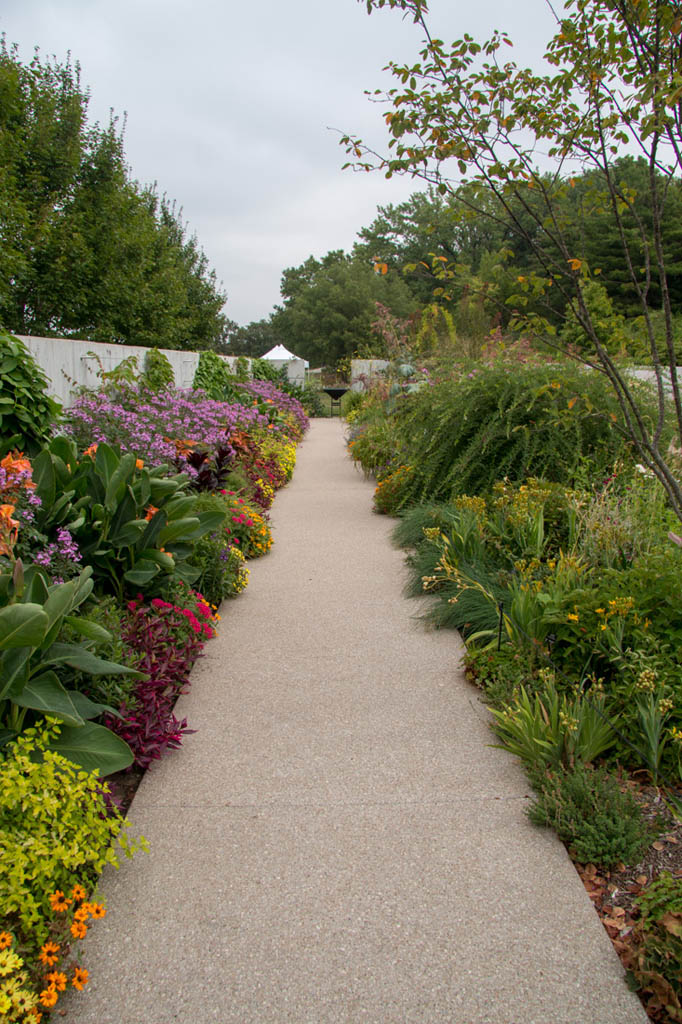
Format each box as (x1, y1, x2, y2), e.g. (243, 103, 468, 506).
(137, 548, 175, 569)
(110, 519, 147, 548)
(62, 614, 112, 644)
(94, 442, 120, 488)
(164, 495, 196, 519)
(24, 567, 50, 604)
(49, 722, 134, 776)
(137, 508, 168, 551)
(123, 561, 160, 586)
(108, 488, 138, 541)
(148, 477, 182, 503)
(196, 509, 227, 537)
(0, 603, 48, 650)
(32, 448, 56, 507)
(104, 453, 137, 513)
(0, 647, 31, 700)
(13, 671, 85, 725)
(159, 517, 201, 544)
(68, 690, 119, 721)
(44, 642, 141, 676)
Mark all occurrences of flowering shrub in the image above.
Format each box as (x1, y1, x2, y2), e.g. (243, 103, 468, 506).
(188, 493, 251, 605)
(219, 492, 273, 557)
(373, 465, 414, 515)
(0, 723, 143, 956)
(32, 527, 82, 584)
(106, 590, 218, 769)
(0, 452, 39, 560)
(239, 380, 309, 438)
(63, 383, 272, 468)
(0, 888, 109, 1020)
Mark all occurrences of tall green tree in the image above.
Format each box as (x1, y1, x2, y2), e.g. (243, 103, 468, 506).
(0, 41, 228, 349)
(345, 0, 682, 521)
(271, 249, 417, 366)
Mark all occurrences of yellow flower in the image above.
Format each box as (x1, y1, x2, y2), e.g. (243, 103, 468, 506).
(595, 607, 605, 614)
(0, 993, 10, 1013)
(0, 950, 22, 976)
(567, 613, 579, 622)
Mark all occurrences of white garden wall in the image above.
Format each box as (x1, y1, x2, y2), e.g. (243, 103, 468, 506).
(17, 335, 252, 408)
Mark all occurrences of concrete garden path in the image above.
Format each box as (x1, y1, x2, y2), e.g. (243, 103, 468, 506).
(63, 419, 648, 1024)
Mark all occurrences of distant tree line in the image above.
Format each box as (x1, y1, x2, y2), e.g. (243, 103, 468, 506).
(234, 157, 682, 368)
(0, 40, 229, 349)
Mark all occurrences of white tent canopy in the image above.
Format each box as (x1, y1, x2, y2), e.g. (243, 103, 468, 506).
(261, 344, 308, 367)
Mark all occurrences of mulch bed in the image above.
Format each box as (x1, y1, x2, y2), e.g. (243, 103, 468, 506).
(573, 779, 682, 1022)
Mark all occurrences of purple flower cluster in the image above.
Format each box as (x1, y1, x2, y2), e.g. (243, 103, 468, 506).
(63, 383, 273, 464)
(240, 380, 309, 435)
(34, 527, 82, 583)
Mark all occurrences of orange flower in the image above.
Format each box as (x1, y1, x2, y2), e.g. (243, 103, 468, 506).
(71, 884, 87, 902)
(88, 902, 106, 920)
(74, 906, 90, 923)
(70, 921, 88, 940)
(46, 971, 67, 992)
(39, 986, 58, 1009)
(0, 932, 12, 950)
(144, 505, 159, 521)
(38, 942, 60, 966)
(72, 966, 89, 991)
(82, 443, 98, 458)
(135, 459, 144, 470)
(49, 891, 72, 913)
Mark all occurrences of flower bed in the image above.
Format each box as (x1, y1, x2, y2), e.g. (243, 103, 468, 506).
(0, 365, 307, 1019)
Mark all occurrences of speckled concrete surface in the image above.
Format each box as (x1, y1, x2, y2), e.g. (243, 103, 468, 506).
(60, 418, 648, 1024)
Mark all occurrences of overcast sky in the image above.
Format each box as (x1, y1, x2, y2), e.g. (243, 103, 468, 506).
(2, 0, 558, 326)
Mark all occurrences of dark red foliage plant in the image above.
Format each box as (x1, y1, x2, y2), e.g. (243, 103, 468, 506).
(103, 596, 211, 770)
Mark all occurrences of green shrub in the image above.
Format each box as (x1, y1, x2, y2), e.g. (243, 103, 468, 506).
(188, 493, 239, 605)
(192, 351, 235, 399)
(391, 362, 646, 506)
(341, 389, 365, 418)
(143, 347, 175, 391)
(0, 722, 145, 954)
(632, 872, 682, 1020)
(56, 597, 142, 711)
(347, 419, 403, 478)
(527, 764, 655, 869)
(0, 333, 61, 456)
